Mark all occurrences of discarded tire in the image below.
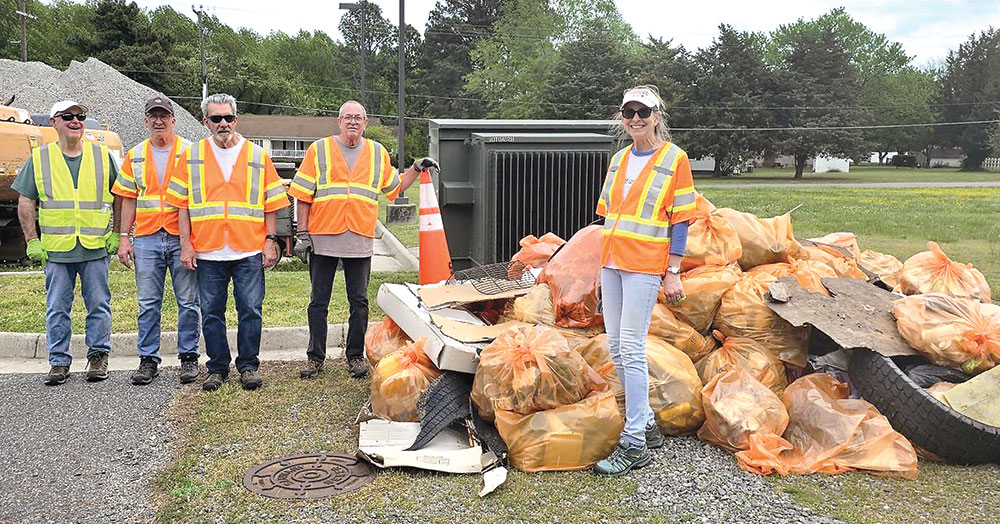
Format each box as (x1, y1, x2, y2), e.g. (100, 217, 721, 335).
(848, 347, 1000, 464)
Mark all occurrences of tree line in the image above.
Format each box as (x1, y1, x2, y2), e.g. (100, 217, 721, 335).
(2, 0, 998, 173)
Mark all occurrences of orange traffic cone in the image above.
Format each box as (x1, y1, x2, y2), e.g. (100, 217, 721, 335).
(418, 168, 453, 284)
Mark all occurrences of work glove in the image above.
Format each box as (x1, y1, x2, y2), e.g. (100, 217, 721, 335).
(293, 231, 312, 264)
(106, 233, 120, 256)
(26, 238, 48, 265)
(411, 157, 440, 172)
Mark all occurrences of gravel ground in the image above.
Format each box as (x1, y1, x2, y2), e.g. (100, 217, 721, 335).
(0, 58, 209, 148)
(0, 371, 180, 524)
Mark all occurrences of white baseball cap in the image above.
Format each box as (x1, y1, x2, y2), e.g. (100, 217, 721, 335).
(49, 100, 88, 118)
(620, 87, 659, 109)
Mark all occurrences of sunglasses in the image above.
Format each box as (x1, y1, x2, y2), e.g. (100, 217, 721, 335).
(621, 107, 654, 119)
(207, 114, 236, 123)
(57, 113, 87, 122)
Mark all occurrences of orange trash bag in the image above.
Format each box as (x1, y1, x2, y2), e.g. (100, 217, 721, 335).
(650, 303, 717, 362)
(471, 326, 605, 421)
(899, 241, 991, 302)
(736, 374, 919, 480)
(713, 272, 810, 368)
(796, 244, 867, 280)
(697, 367, 789, 453)
(494, 389, 623, 472)
(370, 338, 442, 422)
(713, 208, 800, 270)
(892, 293, 1000, 374)
(511, 232, 566, 269)
(681, 194, 742, 271)
(506, 284, 557, 325)
(808, 232, 860, 259)
(573, 334, 613, 370)
(859, 250, 903, 289)
(365, 318, 412, 367)
(603, 337, 705, 435)
(696, 331, 787, 393)
(537, 225, 604, 328)
(663, 264, 742, 333)
(747, 258, 838, 296)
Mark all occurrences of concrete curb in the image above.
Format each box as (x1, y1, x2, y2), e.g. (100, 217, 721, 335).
(376, 220, 419, 271)
(0, 271, 43, 277)
(0, 321, 378, 361)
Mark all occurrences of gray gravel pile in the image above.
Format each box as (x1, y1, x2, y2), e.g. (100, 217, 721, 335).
(0, 57, 209, 149)
(0, 371, 179, 524)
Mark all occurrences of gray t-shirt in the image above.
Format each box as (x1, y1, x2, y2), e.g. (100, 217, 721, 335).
(310, 136, 375, 258)
(150, 142, 172, 185)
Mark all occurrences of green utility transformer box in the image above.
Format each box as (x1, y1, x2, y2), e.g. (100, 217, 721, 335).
(428, 119, 617, 270)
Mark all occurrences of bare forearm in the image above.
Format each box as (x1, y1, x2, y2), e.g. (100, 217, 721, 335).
(112, 195, 122, 233)
(265, 212, 276, 236)
(17, 196, 38, 241)
(295, 200, 310, 232)
(178, 209, 192, 245)
(399, 166, 419, 193)
(119, 197, 136, 234)
(668, 254, 683, 269)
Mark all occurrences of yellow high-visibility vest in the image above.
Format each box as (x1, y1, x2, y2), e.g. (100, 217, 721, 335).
(32, 141, 113, 252)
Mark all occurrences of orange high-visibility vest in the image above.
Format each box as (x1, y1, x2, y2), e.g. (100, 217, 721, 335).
(165, 139, 289, 253)
(595, 142, 697, 275)
(113, 136, 191, 236)
(287, 137, 401, 238)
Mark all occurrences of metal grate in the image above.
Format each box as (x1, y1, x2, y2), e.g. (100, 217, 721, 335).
(491, 150, 608, 262)
(449, 260, 535, 295)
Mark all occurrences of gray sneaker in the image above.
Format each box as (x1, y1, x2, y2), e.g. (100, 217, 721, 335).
(299, 359, 324, 379)
(593, 439, 652, 477)
(131, 357, 159, 385)
(240, 369, 263, 390)
(44, 365, 70, 386)
(179, 359, 199, 384)
(85, 353, 110, 382)
(645, 422, 665, 449)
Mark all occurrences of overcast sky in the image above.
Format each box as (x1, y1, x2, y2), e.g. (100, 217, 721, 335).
(131, 0, 999, 67)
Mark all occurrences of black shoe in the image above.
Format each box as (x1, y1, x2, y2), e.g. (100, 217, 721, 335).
(645, 422, 665, 449)
(85, 353, 110, 382)
(299, 359, 323, 379)
(240, 369, 263, 390)
(44, 365, 70, 386)
(131, 357, 159, 385)
(347, 358, 369, 379)
(202, 373, 226, 391)
(179, 359, 199, 384)
(593, 439, 652, 477)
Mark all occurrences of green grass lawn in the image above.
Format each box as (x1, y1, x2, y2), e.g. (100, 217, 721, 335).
(379, 182, 419, 248)
(696, 165, 1000, 185)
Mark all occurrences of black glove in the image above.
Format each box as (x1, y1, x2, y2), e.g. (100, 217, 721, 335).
(411, 157, 440, 172)
(293, 231, 312, 264)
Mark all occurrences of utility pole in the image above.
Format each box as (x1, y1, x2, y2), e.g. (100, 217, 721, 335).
(193, 5, 208, 100)
(397, 0, 406, 178)
(339, 2, 366, 106)
(15, 0, 35, 62)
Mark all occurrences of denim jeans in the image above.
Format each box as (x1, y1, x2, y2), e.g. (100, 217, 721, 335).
(44, 256, 112, 366)
(307, 254, 371, 362)
(601, 267, 661, 447)
(197, 254, 264, 375)
(134, 231, 201, 363)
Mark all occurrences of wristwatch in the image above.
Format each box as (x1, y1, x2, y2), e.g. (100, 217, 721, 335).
(666, 266, 681, 275)
(265, 234, 278, 242)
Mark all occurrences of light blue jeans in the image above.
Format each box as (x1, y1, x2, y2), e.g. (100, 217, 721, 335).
(601, 267, 661, 447)
(44, 256, 112, 366)
(134, 231, 201, 363)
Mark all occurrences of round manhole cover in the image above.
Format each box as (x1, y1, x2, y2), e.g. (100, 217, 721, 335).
(243, 452, 375, 499)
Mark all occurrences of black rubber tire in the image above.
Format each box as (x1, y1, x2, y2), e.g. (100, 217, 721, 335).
(407, 372, 473, 451)
(848, 347, 1000, 464)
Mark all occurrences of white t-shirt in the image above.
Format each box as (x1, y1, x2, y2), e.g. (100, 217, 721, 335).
(197, 136, 262, 261)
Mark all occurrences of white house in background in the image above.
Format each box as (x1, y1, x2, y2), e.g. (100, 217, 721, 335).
(813, 156, 851, 173)
(916, 147, 964, 168)
(688, 155, 754, 174)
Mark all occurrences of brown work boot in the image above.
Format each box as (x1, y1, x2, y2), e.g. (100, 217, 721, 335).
(299, 359, 324, 379)
(347, 357, 369, 379)
(44, 365, 70, 386)
(85, 353, 110, 382)
(202, 373, 226, 392)
(240, 369, 263, 390)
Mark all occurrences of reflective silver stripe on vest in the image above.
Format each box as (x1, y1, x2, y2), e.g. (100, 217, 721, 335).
(314, 186, 349, 199)
(369, 141, 382, 187)
(381, 171, 400, 194)
(316, 139, 328, 187)
(227, 206, 264, 219)
(188, 205, 226, 218)
(639, 147, 680, 221)
(600, 150, 624, 206)
(40, 225, 76, 235)
(264, 185, 285, 201)
(355, 187, 378, 201)
(80, 223, 112, 236)
(672, 191, 696, 208)
(136, 199, 161, 209)
(77, 201, 106, 210)
(92, 143, 105, 209)
(131, 141, 147, 192)
(39, 144, 53, 199)
(39, 200, 75, 209)
(188, 146, 204, 206)
(116, 175, 138, 192)
(248, 146, 264, 206)
(611, 217, 672, 239)
(168, 179, 188, 197)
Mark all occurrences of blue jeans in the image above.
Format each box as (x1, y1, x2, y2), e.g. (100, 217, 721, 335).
(197, 254, 264, 375)
(134, 231, 201, 363)
(601, 267, 661, 447)
(44, 256, 112, 366)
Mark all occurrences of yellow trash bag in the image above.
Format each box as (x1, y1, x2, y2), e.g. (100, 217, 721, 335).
(650, 303, 717, 362)
(495, 389, 623, 472)
(892, 293, 1000, 374)
(747, 258, 838, 296)
(736, 374, 919, 480)
(602, 336, 705, 435)
(365, 317, 411, 367)
(713, 272, 810, 368)
(681, 194, 743, 271)
(507, 284, 557, 325)
(697, 367, 789, 453)
(663, 264, 743, 333)
(696, 331, 787, 394)
(808, 232, 860, 259)
(573, 334, 613, 370)
(859, 249, 903, 289)
(471, 326, 605, 421)
(370, 338, 442, 422)
(899, 241, 991, 302)
(713, 208, 800, 270)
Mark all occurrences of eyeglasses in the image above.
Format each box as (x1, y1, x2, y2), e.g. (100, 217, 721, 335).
(207, 114, 236, 123)
(57, 113, 87, 122)
(146, 114, 173, 122)
(340, 114, 365, 123)
(621, 107, 654, 119)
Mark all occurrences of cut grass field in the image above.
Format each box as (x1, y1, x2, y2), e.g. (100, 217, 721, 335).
(379, 182, 419, 248)
(696, 165, 1000, 185)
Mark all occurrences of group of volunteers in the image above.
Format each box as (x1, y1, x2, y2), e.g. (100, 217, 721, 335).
(15, 83, 693, 478)
(14, 93, 437, 392)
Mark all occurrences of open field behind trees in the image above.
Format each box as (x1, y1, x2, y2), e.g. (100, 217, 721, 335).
(696, 166, 1000, 185)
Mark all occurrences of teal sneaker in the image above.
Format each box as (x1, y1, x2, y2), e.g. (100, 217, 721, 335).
(593, 439, 652, 477)
(645, 422, 665, 449)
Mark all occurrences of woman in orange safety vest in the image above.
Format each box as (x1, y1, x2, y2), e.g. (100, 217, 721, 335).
(592, 85, 697, 477)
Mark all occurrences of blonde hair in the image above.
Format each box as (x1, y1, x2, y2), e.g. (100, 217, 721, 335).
(608, 84, 671, 143)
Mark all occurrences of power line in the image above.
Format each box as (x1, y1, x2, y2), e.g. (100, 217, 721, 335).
(672, 119, 1000, 132)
